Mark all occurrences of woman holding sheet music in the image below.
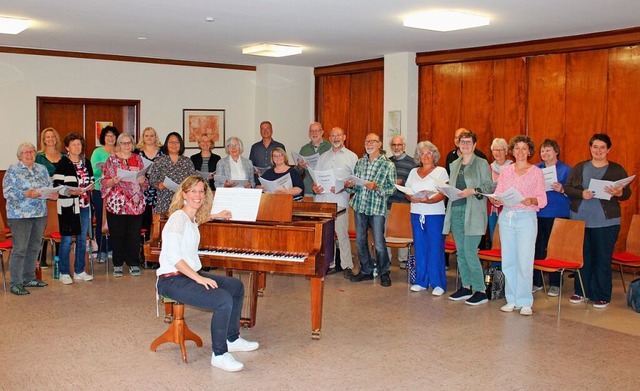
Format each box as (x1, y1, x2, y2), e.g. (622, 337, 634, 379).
(135, 126, 164, 243)
(491, 135, 546, 316)
(564, 133, 632, 309)
(53, 132, 95, 285)
(259, 147, 304, 201)
(100, 132, 149, 277)
(190, 134, 221, 191)
(148, 132, 196, 214)
(214, 137, 255, 189)
(404, 141, 449, 296)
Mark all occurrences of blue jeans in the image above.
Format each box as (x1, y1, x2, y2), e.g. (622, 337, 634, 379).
(575, 225, 620, 302)
(450, 205, 485, 291)
(93, 190, 111, 253)
(8, 217, 47, 286)
(157, 273, 244, 355)
(411, 213, 446, 291)
(59, 207, 91, 275)
(499, 209, 537, 307)
(354, 212, 389, 276)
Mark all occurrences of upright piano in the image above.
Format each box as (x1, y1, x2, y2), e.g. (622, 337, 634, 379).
(145, 194, 336, 340)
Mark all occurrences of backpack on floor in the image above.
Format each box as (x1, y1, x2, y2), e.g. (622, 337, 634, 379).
(484, 267, 505, 300)
(626, 277, 640, 313)
(406, 253, 416, 285)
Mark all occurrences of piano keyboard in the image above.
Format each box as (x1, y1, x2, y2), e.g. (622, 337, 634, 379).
(198, 247, 308, 263)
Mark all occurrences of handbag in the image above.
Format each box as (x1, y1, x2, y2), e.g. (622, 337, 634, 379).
(406, 253, 416, 285)
(484, 266, 505, 300)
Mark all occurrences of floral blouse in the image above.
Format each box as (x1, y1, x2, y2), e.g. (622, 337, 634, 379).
(100, 154, 149, 215)
(136, 148, 164, 207)
(148, 155, 195, 214)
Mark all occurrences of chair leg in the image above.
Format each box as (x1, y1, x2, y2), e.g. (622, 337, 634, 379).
(541, 271, 549, 300)
(618, 264, 628, 293)
(557, 270, 564, 318)
(1, 250, 6, 292)
(150, 303, 203, 363)
(575, 270, 589, 310)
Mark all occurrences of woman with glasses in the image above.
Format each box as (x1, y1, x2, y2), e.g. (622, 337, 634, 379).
(148, 132, 196, 214)
(214, 137, 255, 189)
(442, 130, 494, 306)
(488, 138, 512, 243)
(405, 141, 449, 296)
(259, 147, 304, 201)
(100, 133, 149, 277)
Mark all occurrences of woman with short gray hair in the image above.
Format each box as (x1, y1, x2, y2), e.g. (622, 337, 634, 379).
(214, 137, 255, 188)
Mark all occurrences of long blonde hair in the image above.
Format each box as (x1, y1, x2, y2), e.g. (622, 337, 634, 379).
(39, 127, 62, 152)
(168, 176, 213, 225)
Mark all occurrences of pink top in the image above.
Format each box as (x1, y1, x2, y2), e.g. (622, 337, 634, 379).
(101, 154, 149, 215)
(494, 164, 547, 211)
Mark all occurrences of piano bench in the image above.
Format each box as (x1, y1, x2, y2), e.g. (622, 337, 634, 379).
(150, 297, 203, 363)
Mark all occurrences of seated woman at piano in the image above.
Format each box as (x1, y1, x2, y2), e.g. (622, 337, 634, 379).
(214, 136, 255, 189)
(258, 147, 304, 201)
(156, 175, 259, 372)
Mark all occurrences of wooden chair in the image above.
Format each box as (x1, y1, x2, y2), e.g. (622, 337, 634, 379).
(150, 297, 203, 363)
(0, 215, 13, 291)
(98, 205, 111, 271)
(612, 214, 640, 292)
(478, 223, 501, 267)
(38, 200, 61, 272)
(533, 218, 588, 317)
(384, 203, 413, 281)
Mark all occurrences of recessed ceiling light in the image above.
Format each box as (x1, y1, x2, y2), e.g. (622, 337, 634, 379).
(403, 10, 490, 32)
(205, 17, 214, 22)
(137, 37, 147, 40)
(0, 16, 31, 35)
(242, 43, 302, 58)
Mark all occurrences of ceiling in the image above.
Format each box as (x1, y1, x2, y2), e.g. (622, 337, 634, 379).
(1, 1, 639, 68)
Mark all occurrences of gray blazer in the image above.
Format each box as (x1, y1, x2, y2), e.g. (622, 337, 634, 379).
(214, 155, 256, 188)
(442, 154, 494, 236)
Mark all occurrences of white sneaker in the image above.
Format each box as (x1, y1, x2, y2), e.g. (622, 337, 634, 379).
(532, 285, 543, 293)
(227, 337, 259, 352)
(410, 284, 427, 292)
(501, 303, 516, 312)
(547, 286, 560, 297)
(431, 287, 445, 296)
(60, 274, 73, 285)
(520, 306, 533, 316)
(73, 272, 94, 281)
(211, 352, 243, 372)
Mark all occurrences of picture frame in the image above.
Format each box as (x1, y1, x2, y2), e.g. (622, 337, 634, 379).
(182, 109, 225, 149)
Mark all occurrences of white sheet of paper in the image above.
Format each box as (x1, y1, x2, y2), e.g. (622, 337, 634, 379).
(197, 170, 213, 180)
(36, 186, 63, 199)
(394, 184, 435, 200)
(481, 187, 525, 207)
(308, 168, 336, 194)
(141, 157, 154, 169)
(541, 165, 558, 191)
(163, 177, 179, 192)
(117, 167, 149, 183)
(65, 183, 95, 192)
(211, 187, 262, 222)
(588, 175, 635, 200)
(436, 184, 464, 202)
(255, 166, 269, 177)
(258, 175, 293, 193)
(292, 151, 320, 170)
(345, 175, 367, 187)
(94, 161, 105, 170)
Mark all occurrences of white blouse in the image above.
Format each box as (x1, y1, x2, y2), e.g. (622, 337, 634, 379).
(405, 166, 449, 215)
(156, 210, 202, 275)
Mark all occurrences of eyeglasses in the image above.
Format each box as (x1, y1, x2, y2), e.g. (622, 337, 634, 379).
(391, 143, 404, 147)
(492, 149, 506, 152)
(419, 152, 433, 157)
(167, 141, 181, 145)
(364, 140, 380, 145)
(120, 141, 132, 146)
(22, 150, 36, 155)
(459, 140, 474, 145)
(272, 153, 284, 158)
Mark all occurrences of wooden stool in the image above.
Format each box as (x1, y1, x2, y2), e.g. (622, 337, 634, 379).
(150, 297, 203, 363)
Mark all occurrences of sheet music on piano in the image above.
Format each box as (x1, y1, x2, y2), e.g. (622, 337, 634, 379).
(211, 187, 262, 221)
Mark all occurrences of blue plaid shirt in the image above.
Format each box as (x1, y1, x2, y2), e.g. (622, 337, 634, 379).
(347, 153, 397, 216)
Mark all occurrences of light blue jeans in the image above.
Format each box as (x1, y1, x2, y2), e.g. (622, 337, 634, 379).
(59, 207, 91, 275)
(499, 209, 537, 307)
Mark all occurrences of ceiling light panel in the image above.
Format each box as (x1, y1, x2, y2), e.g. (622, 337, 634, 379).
(242, 43, 302, 58)
(403, 10, 490, 32)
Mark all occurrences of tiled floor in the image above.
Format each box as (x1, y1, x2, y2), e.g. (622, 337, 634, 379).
(1, 257, 639, 390)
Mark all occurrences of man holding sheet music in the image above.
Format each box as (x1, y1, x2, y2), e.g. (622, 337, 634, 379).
(344, 133, 397, 287)
(295, 122, 331, 196)
(312, 127, 358, 278)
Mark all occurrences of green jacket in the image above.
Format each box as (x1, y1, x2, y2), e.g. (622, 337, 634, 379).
(297, 139, 331, 195)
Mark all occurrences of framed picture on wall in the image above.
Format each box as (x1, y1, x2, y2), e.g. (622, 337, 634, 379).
(183, 109, 225, 149)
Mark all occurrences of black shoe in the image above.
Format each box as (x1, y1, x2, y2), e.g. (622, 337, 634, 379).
(40, 262, 50, 269)
(343, 268, 354, 279)
(350, 273, 373, 282)
(380, 273, 391, 287)
(465, 291, 488, 306)
(326, 267, 338, 275)
(448, 287, 473, 301)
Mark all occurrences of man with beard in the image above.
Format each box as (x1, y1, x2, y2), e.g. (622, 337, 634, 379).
(296, 122, 331, 197)
(312, 127, 358, 278)
(344, 133, 397, 287)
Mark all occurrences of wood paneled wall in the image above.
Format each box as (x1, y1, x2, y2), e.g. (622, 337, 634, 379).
(418, 45, 640, 249)
(315, 60, 384, 157)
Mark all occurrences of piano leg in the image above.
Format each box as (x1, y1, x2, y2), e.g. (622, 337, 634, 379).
(257, 272, 267, 297)
(310, 275, 324, 340)
(226, 269, 259, 328)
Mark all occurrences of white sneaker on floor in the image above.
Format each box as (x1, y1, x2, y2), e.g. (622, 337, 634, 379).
(547, 286, 560, 297)
(60, 274, 73, 285)
(520, 306, 533, 316)
(410, 284, 426, 292)
(227, 337, 259, 352)
(73, 272, 94, 281)
(431, 287, 445, 296)
(501, 303, 516, 312)
(211, 352, 243, 372)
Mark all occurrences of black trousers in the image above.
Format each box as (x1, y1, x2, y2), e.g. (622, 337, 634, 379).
(106, 212, 142, 268)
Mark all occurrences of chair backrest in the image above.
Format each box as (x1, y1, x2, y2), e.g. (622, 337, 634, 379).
(492, 223, 501, 250)
(43, 200, 60, 237)
(0, 209, 7, 241)
(385, 203, 412, 239)
(150, 213, 163, 242)
(545, 218, 585, 266)
(625, 214, 640, 255)
(348, 207, 356, 236)
(102, 204, 109, 234)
